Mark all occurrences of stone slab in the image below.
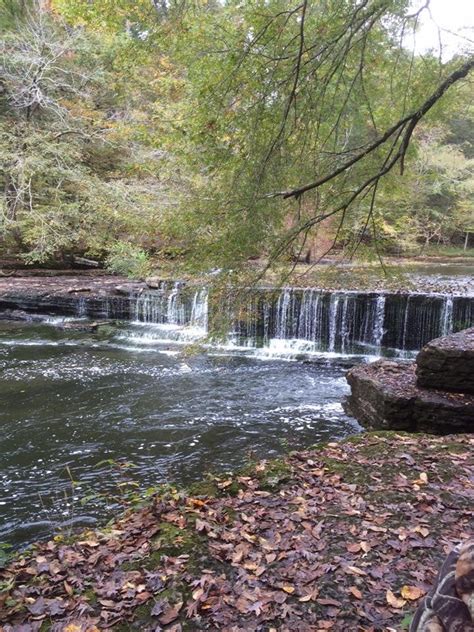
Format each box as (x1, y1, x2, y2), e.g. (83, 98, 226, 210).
(416, 327, 474, 394)
(345, 359, 474, 434)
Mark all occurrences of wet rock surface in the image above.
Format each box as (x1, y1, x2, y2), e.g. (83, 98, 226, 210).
(345, 359, 474, 434)
(416, 327, 474, 394)
(0, 274, 145, 320)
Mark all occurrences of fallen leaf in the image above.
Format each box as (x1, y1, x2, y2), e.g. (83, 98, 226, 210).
(414, 525, 430, 538)
(386, 590, 407, 609)
(345, 565, 367, 576)
(401, 585, 425, 601)
(159, 601, 183, 625)
(63, 581, 74, 596)
(346, 543, 361, 553)
(298, 594, 312, 602)
(349, 586, 362, 599)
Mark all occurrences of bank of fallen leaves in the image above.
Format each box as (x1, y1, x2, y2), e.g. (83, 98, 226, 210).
(1, 432, 473, 631)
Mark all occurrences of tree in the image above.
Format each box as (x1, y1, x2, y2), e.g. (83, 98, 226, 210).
(0, 1, 168, 263)
(164, 0, 474, 275)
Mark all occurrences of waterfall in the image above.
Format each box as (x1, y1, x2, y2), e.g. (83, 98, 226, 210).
(77, 297, 86, 317)
(328, 294, 340, 352)
(133, 283, 208, 332)
(275, 289, 292, 339)
(166, 283, 187, 325)
(372, 295, 386, 348)
(339, 295, 349, 352)
(109, 282, 474, 356)
(230, 288, 472, 355)
(441, 296, 453, 335)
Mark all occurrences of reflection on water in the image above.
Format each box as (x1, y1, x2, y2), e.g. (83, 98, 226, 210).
(0, 321, 361, 547)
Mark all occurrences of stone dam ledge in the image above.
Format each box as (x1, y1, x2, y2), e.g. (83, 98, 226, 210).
(345, 327, 474, 434)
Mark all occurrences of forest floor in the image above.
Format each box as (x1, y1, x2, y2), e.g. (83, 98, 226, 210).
(1, 431, 472, 631)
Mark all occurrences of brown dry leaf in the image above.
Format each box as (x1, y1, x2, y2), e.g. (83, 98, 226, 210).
(401, 585, 425, 601)
(346, 543, 361, 553)
(298, 594, 312, 602)
(188, 498, 207, 507)
(386, 590, 407, 609)
(413, 472, 428, 485)
(346, 565, 367, 576)
(217, 479, 233, 488)
(63, 581, 74, 596)
(349, 586, 363, 599)
(414, 525, 430, 538)
(159, 601, 183, 625)
(192, 588, 204, 601)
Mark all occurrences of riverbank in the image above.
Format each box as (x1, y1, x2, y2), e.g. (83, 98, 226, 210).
(1, 432, 472, 631)
(1, 254, 474, 296)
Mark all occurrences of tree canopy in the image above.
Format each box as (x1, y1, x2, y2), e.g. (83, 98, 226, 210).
(0, 0, 473, 274)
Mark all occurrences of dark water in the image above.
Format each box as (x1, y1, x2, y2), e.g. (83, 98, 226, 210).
(0, 321, 361, 547)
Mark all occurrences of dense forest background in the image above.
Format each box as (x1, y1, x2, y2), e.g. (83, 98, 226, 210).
(1, 0, 473, 277)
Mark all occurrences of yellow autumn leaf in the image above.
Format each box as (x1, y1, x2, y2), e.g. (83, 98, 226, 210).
(282, 585, 295, 594)
(386, 589, 406, 609)
(401, 585, 425, 601)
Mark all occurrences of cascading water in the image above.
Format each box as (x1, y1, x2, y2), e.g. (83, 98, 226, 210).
(105, 282, 473, 357)
(190, 288, 208, 329)
(76, 296, 87, 318)
(372, 295, 386, 347)
(125, 283, 209, 348)
(441, 296, 453, 335)
(229, 288, 473, 356)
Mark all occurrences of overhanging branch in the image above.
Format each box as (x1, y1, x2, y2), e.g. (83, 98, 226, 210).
(269, 56, 474, 200)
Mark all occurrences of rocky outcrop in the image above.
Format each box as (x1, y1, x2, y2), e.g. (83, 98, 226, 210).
(345, 360, 474, 434)
(416, 328, 474, 394)
(0, 275, 145, 321)
(346, 326, 474, 434)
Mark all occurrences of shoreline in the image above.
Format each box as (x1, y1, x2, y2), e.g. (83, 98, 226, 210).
(1, 431, 472, 630)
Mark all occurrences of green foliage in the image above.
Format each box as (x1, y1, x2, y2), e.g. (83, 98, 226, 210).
(0, 0, 472, 275)
(105, 241, 152, 278)
(0, 542, 13, 569)
(0, 2, 167, 267)
(162, 1, 473, 272)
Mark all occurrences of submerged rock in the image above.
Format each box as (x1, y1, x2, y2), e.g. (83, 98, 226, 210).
(345, 359, 474, 434)
(416, 327, 474, 394)
(60, 320, 100, 332)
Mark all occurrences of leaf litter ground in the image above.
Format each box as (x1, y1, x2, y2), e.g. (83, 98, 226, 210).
(1, 432, 472, 631)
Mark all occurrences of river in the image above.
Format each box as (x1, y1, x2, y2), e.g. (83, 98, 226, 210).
(0, 320, 360, 547)
(1, 272, 473, 548)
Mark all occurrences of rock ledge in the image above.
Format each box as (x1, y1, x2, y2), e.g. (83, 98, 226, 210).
(416, 327, 474, 394)
(345, 360, 474, 434)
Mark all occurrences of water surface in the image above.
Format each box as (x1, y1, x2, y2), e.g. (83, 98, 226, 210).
(0, 321, 360, 547)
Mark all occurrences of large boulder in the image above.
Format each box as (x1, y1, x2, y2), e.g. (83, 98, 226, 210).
(416, 328, 474, 394)
(345, 360, 474, 434)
